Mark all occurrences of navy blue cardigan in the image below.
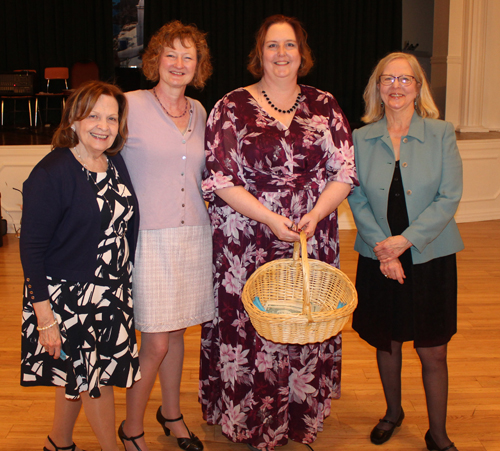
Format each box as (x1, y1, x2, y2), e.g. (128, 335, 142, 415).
(20, 147, 140, 303)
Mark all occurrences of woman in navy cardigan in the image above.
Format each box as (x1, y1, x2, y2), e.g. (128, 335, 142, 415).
(20, 81, 141, 451)
(348, 53, 463, 451)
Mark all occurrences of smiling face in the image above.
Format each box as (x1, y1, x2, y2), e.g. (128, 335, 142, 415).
(378, 58, 420, 115)
(262, 22, 301, 81)
(158, 38, 197, 89)
(73, 94, 119, 157)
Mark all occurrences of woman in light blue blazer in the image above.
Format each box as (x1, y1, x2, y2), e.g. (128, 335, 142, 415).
(348, 52, 463, 451)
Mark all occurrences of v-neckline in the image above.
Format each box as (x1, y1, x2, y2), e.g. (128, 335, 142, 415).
(244, 88, 300, 130)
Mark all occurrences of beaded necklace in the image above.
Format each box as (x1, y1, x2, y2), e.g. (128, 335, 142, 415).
(153, 87, 189, 118)
(262, 90, 301, 114)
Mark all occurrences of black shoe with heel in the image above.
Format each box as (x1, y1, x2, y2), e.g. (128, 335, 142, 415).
(370, 407, 405, 445)
(118, 420, 144, 451)
(43, 435, 80, 451)
(156, 406, 203, 451)
(425, 430, 457, 451)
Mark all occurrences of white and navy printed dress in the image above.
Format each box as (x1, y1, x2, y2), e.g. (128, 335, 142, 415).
(21, 162, 141, 399)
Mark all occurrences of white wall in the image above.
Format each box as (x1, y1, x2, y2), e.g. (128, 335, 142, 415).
(482, 1, 500, 131)
(0, 146, 51, 233)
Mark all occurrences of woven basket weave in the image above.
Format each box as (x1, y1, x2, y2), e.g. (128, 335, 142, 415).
(242, 232, 357, 344)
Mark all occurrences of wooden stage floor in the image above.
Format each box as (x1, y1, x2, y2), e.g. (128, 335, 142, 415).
(0, 221, 499, 450)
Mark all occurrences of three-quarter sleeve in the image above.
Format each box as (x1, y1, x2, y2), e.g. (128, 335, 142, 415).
(202, 96, 244, 202)
(325, 94, 358, 189)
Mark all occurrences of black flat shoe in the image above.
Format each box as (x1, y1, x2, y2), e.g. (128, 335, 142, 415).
(43, 435, 79, 451)
(156, 406, 203, 451)
(370, 407, 404, 445)
(118, 420, 144, 451)
(425, 430, 457, 451)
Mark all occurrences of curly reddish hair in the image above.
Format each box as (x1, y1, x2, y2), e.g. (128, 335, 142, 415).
(142, 20, 212, 89)
(248, 14, 314, 79)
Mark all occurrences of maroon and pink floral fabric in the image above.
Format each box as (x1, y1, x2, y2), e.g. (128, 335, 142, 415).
(199, 85, 358, 449)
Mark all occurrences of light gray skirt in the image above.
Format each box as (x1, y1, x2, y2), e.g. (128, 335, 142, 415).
(132, 225, 214, 332)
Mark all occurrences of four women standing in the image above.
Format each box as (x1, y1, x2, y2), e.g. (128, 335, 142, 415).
(19, 15, 464, 451)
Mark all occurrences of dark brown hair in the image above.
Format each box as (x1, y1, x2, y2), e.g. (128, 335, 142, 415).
(247, 14, 314, 79)
(142, 20, 212, 89)
(51, 81, 128, 156)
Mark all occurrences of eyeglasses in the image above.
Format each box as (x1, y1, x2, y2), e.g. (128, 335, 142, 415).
(379, 75, 417, 86)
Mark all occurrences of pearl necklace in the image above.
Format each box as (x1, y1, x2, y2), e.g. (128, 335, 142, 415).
(262, 90, 301, 114)
(153, 87, 189, 118)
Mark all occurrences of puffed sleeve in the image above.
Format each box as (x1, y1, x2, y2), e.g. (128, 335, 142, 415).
(402, 121, 463, 252)
(20, 166, 63, 303)
(325, 93, 358, 189)
(202, 94, 245, 202)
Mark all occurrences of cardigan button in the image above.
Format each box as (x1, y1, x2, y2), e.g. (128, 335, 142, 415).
(402, 162, 408, 168)
(406, 189, 412, 195)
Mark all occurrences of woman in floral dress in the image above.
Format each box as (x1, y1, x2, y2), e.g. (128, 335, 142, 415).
(199, 15, 358, 450)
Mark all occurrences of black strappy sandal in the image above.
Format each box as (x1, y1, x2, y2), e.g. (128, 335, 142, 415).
(118, 420, 144, 451)
(156, 406, 203, 451)
(43, 435, 78, 451)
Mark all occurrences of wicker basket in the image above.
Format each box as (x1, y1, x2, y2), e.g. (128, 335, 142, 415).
(242, 232, 357, 344)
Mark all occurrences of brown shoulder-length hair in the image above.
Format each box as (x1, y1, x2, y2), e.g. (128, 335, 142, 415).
(142, 20, 212, 89)
(248, 14, 314, 79)
(362, 52, 439, 124)
(52, 81, 128, 156)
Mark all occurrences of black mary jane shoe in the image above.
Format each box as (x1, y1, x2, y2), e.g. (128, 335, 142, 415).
(43, 435, 80, 451)
(425, 430, 458, 451)
(118, 420, 144, 451)
(370, 407, 405, 445)
(156, 406, 204, 451)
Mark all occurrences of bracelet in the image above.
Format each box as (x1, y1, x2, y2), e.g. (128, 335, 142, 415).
(36, 319, 58, 331)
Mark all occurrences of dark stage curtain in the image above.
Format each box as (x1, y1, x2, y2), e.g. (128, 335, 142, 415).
(144, 0, 402, 126)
(0, 0, 401, 126)
(0, 0, 114, 92)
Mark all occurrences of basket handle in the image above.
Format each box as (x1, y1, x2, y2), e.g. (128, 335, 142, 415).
(293, 232, 313, 323)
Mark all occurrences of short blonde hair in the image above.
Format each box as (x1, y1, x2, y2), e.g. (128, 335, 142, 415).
(142, 20, 212, 89)
(361, 52, 439, 124)
(52, 81, 128, 156)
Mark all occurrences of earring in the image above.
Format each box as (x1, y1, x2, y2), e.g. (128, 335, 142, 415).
(381, 101, 384, 108)
(414, 99, 417, 107)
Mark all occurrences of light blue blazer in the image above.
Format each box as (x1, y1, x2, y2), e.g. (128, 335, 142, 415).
(348, 112, 464, 265)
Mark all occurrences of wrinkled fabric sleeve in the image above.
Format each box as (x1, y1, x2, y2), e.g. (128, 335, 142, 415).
(20, 167, 62, 303)
(325, 94, 359, 190)
(202, 96, 244, 202)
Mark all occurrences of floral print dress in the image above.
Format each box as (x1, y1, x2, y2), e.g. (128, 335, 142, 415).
(199, 85, 358, 449)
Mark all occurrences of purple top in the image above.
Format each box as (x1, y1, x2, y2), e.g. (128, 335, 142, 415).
(122, 89, 209, 230)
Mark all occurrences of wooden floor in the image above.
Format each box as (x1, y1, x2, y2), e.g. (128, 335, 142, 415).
(1, 221, 499, 451)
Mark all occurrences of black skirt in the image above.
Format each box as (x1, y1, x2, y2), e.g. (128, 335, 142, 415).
(352, 162, 458, 352)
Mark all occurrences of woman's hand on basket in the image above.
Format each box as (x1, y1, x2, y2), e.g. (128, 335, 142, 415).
(33, 300, 63, 359)
(297, 211, 320, 239)
(380, 258, 406, 284)
(266, 214, 300, 242)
